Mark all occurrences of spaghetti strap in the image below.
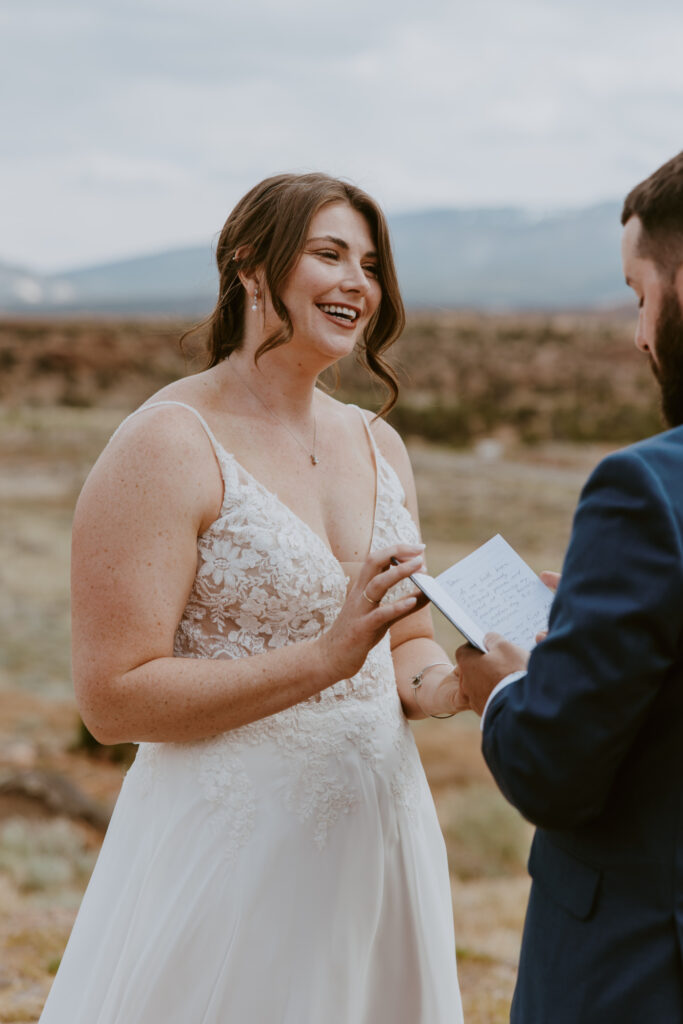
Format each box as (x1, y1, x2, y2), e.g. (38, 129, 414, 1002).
(351, 404, 380, 458)
(110, 400, 225, 460)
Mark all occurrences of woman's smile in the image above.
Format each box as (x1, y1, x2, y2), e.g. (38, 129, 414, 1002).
(316, 302, 361, 328)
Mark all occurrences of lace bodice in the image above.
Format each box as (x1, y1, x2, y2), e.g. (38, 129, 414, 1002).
(123, 401, 424, 854)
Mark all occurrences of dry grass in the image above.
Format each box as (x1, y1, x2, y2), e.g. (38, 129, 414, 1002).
(0, 311, 660, 446)
(0, 875, 74, 1022)
(0, 819, 97, 895)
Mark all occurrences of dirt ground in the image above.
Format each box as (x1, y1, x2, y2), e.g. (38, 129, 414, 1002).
(0, 404, 611, 1022)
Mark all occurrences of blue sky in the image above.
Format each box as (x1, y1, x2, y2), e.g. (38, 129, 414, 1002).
(2, 0, 682, 271)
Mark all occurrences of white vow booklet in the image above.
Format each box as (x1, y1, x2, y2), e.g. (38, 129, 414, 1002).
(412, 534, 554, 652)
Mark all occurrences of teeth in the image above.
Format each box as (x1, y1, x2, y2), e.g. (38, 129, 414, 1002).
(319, 304, 358, 320)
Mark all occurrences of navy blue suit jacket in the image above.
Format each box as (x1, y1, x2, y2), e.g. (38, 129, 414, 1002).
(483, 427, 683, 1023)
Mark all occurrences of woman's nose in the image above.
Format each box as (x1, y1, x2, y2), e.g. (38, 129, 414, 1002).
(342, 261, 370, 293)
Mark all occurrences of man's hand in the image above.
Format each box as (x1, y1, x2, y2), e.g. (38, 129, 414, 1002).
(535, 570, 561, 643)
(455, 632, 529, 716)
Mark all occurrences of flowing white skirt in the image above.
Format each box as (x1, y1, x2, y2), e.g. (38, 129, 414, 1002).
(39, 727, 463, 1023)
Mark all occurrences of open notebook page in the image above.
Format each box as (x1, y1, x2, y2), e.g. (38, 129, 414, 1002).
(412, 534, 554, 652)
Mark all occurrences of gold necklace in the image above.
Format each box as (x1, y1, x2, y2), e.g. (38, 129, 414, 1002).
(228, 360, 319, 466)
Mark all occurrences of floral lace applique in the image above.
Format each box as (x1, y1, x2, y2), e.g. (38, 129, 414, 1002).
(143, 420, 427, 854)
(194, 737, 256, 857)
(390, 718, 424, 823)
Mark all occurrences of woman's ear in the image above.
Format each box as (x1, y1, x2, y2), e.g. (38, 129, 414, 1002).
(237, 268, 259, 298)
(233, 247, 262, 302)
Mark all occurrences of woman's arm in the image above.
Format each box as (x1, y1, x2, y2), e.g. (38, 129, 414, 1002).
(369, 417, 465, 720)
(72, 407, 425, 745)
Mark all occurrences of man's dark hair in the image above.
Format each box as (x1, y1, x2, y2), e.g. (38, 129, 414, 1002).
(622, 151, 683, 279)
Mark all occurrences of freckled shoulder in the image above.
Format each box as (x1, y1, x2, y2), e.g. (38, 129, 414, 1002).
(359, 409, 418, 510)
(365, 412, 411, 469)
(108, 402, 220, 473)
(77, 402, 225, 535)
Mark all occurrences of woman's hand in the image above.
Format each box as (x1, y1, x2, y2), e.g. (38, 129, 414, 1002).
(316, 544, 428, 683)
(412, 664, 470, 718)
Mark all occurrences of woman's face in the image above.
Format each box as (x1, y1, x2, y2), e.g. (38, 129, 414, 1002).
(277, 201, 382, 363)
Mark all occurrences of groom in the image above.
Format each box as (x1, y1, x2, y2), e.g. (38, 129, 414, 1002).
(456, 150, 683, 1023)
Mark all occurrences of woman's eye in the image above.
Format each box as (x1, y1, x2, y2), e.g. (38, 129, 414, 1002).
(316, 249, 338, 260)
(364, 264, 379, 278)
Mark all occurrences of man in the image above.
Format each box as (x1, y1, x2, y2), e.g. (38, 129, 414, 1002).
(456, 151, 683, 1022)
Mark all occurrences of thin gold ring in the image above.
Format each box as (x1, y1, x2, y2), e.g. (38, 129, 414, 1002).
(362, 589, 380, 606)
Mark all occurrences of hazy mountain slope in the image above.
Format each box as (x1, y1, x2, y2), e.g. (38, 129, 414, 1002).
(48, 247, 218, 305)
(0, 202, 628, 313)
(390, 202, 625, 308)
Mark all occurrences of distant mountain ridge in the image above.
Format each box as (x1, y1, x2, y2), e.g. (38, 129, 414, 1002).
(0, 201, 629, 314)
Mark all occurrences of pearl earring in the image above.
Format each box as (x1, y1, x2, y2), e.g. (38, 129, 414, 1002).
(251, 287, 259, 312)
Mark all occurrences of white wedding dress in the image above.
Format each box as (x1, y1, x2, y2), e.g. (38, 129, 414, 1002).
(40, 401, 463, 1024)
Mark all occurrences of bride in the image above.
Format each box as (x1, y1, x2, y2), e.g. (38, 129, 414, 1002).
(40, 173, 465, 1023)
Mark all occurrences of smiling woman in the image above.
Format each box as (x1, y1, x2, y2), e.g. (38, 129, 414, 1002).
(38, 172, 465, 1024)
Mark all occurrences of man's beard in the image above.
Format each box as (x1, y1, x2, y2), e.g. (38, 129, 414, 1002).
(650, 287, 683, 428)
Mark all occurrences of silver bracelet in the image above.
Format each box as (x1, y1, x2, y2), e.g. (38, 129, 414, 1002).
(410, 662, 456, 719)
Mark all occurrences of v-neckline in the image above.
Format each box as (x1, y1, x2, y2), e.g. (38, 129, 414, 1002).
(210, 423, 380, 576)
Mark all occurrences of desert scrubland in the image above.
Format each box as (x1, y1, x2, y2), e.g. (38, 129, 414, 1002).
(0, 312, 652, 1022)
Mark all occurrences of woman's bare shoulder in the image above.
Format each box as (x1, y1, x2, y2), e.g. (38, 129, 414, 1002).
(101, 364, 230, 465)
(326, 398, 416, 504)
(358, 409, 410, 468)
(76, 396, 224, 535)
(364, 411, 405, 450)
(106, 398, 216, 467)
(354, 407, 419, 509)
(320, 395, 404, 449)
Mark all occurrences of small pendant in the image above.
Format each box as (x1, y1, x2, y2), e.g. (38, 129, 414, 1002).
(310, 454, 319, 465)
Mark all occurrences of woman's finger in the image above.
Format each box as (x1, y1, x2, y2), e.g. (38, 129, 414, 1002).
(370, 593, 420, 627)
(361, 543, 425, 582)
(362, 554, 424, 603)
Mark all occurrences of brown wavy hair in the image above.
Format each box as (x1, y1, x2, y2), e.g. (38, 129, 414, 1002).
(186, 172, 405, 415)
